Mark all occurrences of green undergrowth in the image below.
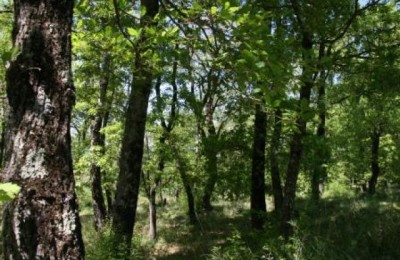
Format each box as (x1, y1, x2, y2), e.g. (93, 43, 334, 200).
(82, 193, 400, 259)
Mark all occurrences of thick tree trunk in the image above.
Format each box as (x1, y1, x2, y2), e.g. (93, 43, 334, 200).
(90, 55, 111, 231)
(250, 104, 267, 229)
(2, 1, 84, 259)
(281, 32, 314, 239)
(112, 0, 159, 255)
(270, 109, 283, 211)
(311, 77, 327, 202)
(368, 127, 380, 195)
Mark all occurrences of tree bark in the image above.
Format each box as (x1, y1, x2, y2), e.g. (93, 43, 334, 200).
(173, 145, 198, 225)
(368, 126, 380, 195)
(281, 30, 314, 239)
(112, 0, 159, 255)
(202, 94, 218, 211)
(90, 54, 111, 231)
(202, 139, 218, 211)
(270, 109, 283, 211)
(250, 103, 267, 229)
(2, 1, 84, 258)
(148, 58, 179, 240)
(105, 187, 113, 216)
(0, 94, 7, 168)
(148, 135, 164, 240)
(311, 73, 327, 202)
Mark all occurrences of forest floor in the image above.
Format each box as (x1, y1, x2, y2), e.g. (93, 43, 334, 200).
(82, 191, 400, 260)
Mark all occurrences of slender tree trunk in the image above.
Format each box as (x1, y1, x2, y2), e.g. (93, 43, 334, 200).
(112, 0, 159, 255)
(105, 188, 113, 215)
(90, 55, 111, 231)
(148, 58, 178, 240)
(311, 74, 327, 202)
(0, 93, 7, 168)
(202, 139, 218, 211)
(148, 136, 164, 240)
(202, 94, 218, 211)
(270, 109, 283, 211)
(112, 71, 152, 250)
(148, 185, 157, 239)
(174, 146, 198, 225)
(368, 126, 381, 195)
(2, 1, 84, 258)
(281, 31, 314, 239)
(250, 104, 267, 229)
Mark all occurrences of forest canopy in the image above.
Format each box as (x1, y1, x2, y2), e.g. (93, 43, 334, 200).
(0, 0, 399, 259)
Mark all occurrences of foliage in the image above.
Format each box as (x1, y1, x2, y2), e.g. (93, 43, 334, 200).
(0, 183, 20, 203)
(0, 0, 400, 258)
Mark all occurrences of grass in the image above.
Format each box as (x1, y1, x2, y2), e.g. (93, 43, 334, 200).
(82, 191, 400, 259)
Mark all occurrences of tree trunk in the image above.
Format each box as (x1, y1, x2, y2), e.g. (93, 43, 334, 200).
(2, 1, 84, 259)
(281, 31, 314, 239)
(202, 94, 218, 211)
(105, 188, 113, 215)
(270, 109, 283, 211)
(250, 104, 267, 229)
(311, 74, 327, 202)
(202, 140, 218, 211)
(148, 186, 157, 240)
(0, 94, 7, 168)
(90, 55, 111, 231)
(112, 0, 159, 255)
(368, 126, 380, 195)
(174, 146, 198, 225)
(148, 58, 179, 240)
(148, 136, 164, 241)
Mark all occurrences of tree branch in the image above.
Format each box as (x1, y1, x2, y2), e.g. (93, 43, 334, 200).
(112, 0, 136, 47)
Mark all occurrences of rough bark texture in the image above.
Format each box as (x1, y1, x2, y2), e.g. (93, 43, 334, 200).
(270, 109, 283, 211)
(90, 55, 111, 231)
(2, 0, 84, 259)
(368, 126, 380, 195)
(281, 30, 314, 239)
(250, 104, 267, 229)
(112, 0, 159, 255)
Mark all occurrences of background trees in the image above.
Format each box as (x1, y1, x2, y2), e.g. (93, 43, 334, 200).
(0, 0, 399, 259)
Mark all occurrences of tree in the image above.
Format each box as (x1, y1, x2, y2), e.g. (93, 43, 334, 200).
(111, 0, 160, 255)
(1, 0, 84, 258)
(90, 54, 113, 231)
(250, 102, 267, 229)
(270, 109, 284, 211)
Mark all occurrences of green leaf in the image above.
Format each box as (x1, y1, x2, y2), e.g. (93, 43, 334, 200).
(127, 28, 141, 38)
(229, 6, 239, 14)
(0, 183, 20, 202)
(224, 1, 230, 9)
(211, 6, 218, 15)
